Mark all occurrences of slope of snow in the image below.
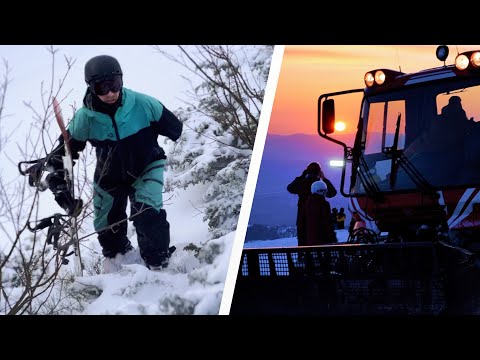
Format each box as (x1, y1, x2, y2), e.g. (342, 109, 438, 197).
(59, 184, 234, 315)
(244, 229, 350, 248)
(0, 175, 235, 315)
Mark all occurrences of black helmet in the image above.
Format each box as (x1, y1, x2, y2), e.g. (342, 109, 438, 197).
(84, 55, 122, 84)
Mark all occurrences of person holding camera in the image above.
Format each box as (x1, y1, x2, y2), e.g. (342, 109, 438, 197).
(287, 161, 337, 246)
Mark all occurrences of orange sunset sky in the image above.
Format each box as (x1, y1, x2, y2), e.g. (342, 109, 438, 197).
(268, 45, 480, 135)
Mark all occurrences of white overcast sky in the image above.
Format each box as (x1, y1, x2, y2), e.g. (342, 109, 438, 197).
(0, 45, 189, 136)
(0, 45, 191, 179)
(1, 45, 188, 103)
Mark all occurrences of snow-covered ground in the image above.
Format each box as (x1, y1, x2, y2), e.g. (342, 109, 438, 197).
(244, 229, 350, 248)
(1, 174, 235, 315)
(66, 184, 232, 315)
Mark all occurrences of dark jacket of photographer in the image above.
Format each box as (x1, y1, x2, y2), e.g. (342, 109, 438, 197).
(287, 170, 336, 246)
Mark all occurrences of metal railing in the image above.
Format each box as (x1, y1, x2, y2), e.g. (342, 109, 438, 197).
(231, 242, 480, 315)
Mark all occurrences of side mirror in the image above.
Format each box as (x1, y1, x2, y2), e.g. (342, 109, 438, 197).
(322, 99, 335, 134)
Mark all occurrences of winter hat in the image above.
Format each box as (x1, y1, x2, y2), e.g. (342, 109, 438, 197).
(307, 161, 321, 175)
(311, 180, 328, 196)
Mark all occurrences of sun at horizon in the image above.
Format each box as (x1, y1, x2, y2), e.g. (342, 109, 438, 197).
(334, 121, 346, 132)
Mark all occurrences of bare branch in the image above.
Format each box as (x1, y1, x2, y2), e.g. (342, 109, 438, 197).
(0, 47, 86, 315)
(153, 45, 272, 151)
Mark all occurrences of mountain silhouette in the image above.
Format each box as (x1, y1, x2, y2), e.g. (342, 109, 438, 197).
(250, 132, 355, 226)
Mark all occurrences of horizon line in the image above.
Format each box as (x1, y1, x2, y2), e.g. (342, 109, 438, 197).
(267, 131, 357, 136)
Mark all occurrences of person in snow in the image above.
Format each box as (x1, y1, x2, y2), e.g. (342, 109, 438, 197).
(336, 207, 346, 230)
(331, 207, 338, 230)
(27, 55, 183, 272)
(305, 180, 337, 245)
(287, 161, 336, 246)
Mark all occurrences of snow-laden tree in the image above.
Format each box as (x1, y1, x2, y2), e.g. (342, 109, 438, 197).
(157, 45, 274, 238)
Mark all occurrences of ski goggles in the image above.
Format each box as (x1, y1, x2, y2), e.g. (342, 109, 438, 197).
(91, 75, 123, 96)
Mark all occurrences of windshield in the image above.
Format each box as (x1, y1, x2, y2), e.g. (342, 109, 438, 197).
(352, 78, 480, 195)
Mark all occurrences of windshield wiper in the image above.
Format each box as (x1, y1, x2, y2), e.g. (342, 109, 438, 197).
(383, 112, 437, 198)
(384, 112, 401, 188)
(394, 153, 439, 199)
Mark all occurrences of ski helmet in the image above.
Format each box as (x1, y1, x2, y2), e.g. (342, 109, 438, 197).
(311, 180, 328, 196)
(84, 55, 123, 84)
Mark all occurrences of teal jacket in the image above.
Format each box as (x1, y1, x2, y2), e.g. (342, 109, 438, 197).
(50, 87, 182, 189)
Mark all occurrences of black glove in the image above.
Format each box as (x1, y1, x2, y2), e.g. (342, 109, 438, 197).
(46, 170, 68, 192)
(303, 169, 318, 180)
(54, 191, 83, 217)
